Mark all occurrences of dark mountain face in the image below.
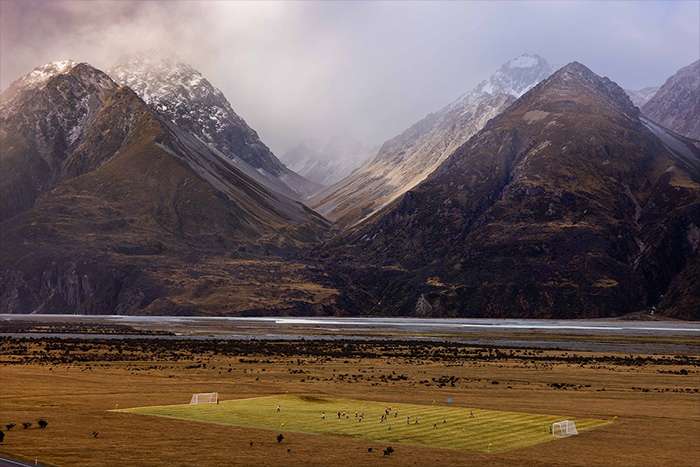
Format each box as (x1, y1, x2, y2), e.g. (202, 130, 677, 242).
(109, 57, 322, 199)
(0, 61, 118, 221)
(334, 62, 700, 318)
(642, 60, 700, 139)
(0, 62, 332, 315)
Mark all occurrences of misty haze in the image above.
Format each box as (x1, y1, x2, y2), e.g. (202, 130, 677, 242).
(0, 1, 698, 466)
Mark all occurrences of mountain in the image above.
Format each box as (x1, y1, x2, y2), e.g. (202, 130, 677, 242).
(281, 139, 374, 187)
(642, 59, 700, 139)
(0, 60, 113, 221)
(332, 62, 700, 319)
(311, 54, 552, 227)
(625, 86, 659, 107)
(109, 57, 322, 199)
(0, 61, 332, 315)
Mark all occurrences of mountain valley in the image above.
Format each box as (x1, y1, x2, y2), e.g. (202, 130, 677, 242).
(1, 56, 698, 319)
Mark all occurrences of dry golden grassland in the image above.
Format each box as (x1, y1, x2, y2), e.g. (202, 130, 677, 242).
(0, 338, 698, 466)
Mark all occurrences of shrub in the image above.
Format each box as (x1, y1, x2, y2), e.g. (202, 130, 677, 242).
(38, 419, 48, 429)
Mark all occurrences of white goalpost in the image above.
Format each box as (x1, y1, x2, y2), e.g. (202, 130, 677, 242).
(190, 392, 219, 404)
(551, 420, 578, 437)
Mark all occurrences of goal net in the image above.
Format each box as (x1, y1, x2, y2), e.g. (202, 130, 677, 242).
(190, 392, 218, 404)
(551, 420, 578, 437)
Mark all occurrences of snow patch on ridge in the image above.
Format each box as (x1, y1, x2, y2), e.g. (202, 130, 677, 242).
(475, 54, 552, 98)
(313, 53, 554, 225)
(22, 60, 78, 88)
(108, 56, 320, 200)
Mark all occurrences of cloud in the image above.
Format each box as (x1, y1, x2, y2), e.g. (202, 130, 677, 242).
(1, 0, 698, 156)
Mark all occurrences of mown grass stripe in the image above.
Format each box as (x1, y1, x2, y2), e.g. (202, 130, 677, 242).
(117, 394, 611, 453)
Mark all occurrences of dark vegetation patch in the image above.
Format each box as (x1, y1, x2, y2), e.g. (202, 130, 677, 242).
(1, 337, 698, 369)
(0, 321, 173, 336)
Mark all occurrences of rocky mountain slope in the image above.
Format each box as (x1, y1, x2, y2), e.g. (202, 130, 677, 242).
(642, 59, 700, 139)
(625, 86, 659, 107)
(311, 54, 553, 227)
(0, 60, 115, 221)
(0, 61, 333, 315)
(109, 57, 322, 199)
(332, 62, 700, 319)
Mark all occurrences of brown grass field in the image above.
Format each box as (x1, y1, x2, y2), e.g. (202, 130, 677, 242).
(0, 337, 698, 466)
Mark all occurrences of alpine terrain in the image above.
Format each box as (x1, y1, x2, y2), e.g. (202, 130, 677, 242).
(109, 57, 322, 199)
(333, 62, 700, 319)
(281, 138, 375, 187)
(642, 59, 700, 139)
(0, 61, 333, 315)
(625, 86, 659, 107)
(311, 54, 553, 227)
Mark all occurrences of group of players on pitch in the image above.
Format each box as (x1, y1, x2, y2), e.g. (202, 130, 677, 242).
(274, 404, 473, 430)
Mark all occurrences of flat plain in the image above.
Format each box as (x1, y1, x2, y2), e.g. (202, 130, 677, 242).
(0, 336, 698, 466)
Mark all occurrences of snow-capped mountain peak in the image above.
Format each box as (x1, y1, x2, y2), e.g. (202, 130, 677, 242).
(109, 57, 236, 131)
(19, 60, 79, 88)
(109, 56, 321, 199)
(0, 59, 116, 121)
(110, 56, 277, 171)
(475, 53, 552, 97)
(312, 53, 553, 226)
(1, 60, 82, 111)
(111, 57, 211, 104)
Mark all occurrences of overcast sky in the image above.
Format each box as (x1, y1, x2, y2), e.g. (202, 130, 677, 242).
(1, 0, 698, 155)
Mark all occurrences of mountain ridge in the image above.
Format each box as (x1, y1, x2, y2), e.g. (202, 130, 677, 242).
(0, 60, 333, 315)
(310, 54, 553, 227)
(642, 59, 700, 140)
(331, 61, 700, 319)
(2, 58, 698, 318)
(109, 57, 323, 199)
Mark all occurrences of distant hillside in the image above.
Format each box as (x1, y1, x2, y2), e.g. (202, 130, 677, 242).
(281, 139, 374, 187)
(642, 59, 700, 139)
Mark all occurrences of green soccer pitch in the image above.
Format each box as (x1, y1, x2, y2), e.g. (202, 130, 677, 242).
(116, 394, 611, 453)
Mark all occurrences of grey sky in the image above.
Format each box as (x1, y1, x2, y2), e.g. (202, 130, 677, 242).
(1, 0, 698, 155)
